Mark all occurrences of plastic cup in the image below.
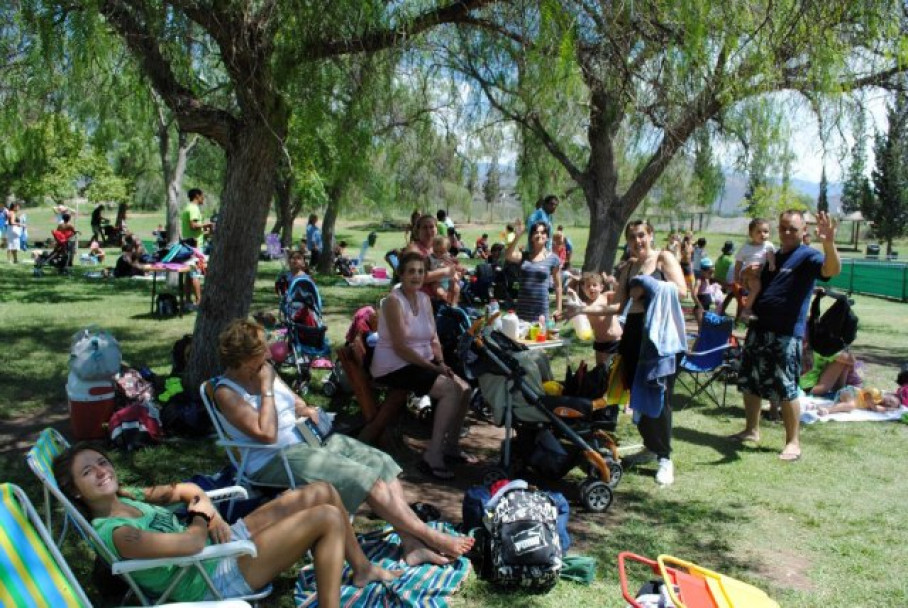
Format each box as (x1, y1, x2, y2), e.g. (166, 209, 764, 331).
(528, 325, 539, 341)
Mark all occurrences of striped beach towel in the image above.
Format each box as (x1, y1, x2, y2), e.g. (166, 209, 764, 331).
(294, 523, 471, 607)
(0, 483, 87, 607)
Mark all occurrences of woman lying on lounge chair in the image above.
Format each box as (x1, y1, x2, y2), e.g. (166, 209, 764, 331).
(53, 444, 400, 607)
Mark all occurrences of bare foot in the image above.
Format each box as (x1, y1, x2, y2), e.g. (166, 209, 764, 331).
(401, 536, 450, 566)
(779, 443, 801, 462)
(428, 529, 475, 558)
(729, 430, 760, 442)
(351, 563, 403, 587)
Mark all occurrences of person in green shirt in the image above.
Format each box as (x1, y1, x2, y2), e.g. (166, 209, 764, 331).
(53, 444, 400, 605)
(180, 188, 213, 310)
(181, 188, 212, 247)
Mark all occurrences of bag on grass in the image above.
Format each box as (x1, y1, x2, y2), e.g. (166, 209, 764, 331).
(109, 402, 162, 451)
(70, 327, 122, 381)
(114, 368, 155, 408)
(807, 290, 858, 357)
(156, 293, 178, 317)
(160, 390, 212, 438)
(474, 481, 562, 591)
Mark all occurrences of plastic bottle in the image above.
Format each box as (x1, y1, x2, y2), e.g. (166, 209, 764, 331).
(571, 313, 594, 341)
(501, 310, 520, 341)
(487, 299, 502, 331)
(536, 315, 547, 341)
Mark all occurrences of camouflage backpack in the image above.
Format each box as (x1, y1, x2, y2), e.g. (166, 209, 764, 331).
(486, 487, 562, 592)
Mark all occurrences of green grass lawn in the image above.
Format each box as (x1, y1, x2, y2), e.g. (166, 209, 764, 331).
(2, 215, 907, 606)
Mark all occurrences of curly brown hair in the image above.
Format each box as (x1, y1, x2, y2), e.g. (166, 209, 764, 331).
(218, 318, 267, 369)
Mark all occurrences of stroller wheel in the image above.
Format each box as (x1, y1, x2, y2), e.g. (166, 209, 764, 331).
(608, 462, 624, 488)
(481, 466, 508, 487)
(322, 381, 337, 397)
(579, 479, 613, 513)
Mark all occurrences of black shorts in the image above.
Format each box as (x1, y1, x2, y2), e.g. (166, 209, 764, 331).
(373, 364, 438, 396)
(593, 340, 620, 354)
(697, 294, 712, 310)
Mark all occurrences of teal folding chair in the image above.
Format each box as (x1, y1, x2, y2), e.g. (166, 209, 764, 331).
(26, 428, 270, 606)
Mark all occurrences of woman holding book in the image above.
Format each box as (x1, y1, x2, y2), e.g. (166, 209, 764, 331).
(213, 319, 473, 566)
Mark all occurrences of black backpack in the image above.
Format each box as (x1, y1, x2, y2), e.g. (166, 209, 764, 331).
(482, 487, 562, 592)
(807, 290, 858, 357)
(156, 293, 178, 317)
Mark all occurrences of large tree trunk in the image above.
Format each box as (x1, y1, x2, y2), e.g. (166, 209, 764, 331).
(272, 171, 296, 247)
(185, 121, 283, 389)
(317, 183, 344, 275)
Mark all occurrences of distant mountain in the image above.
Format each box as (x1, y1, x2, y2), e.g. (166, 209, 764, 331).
(715, 172, 842, 215)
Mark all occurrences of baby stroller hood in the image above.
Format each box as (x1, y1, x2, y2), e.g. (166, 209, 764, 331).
(281, 274, 324, 320)
(477, 346, 554, 426)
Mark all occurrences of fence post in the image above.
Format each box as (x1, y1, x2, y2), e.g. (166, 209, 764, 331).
(903, 263, 907, 302)
(848, 259, 854, 294)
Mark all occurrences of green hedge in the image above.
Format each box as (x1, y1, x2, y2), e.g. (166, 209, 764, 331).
(823, 258, 908, 301)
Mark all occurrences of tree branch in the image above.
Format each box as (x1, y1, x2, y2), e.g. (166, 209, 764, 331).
(303, 0, 499, 60)
(99, 0, 238, 147)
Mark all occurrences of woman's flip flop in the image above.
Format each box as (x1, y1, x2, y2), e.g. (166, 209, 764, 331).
(417, 459, 455, 480)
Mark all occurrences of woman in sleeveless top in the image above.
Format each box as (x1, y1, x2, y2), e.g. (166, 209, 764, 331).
(371, 251, 474, 480)
(503, 219, 563, 322)
(613, 219, 687, 485)
(214, 318, 474, 566)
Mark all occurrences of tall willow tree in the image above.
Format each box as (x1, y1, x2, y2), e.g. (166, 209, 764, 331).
(25, 0, 496, 387)
(450, 0, 907, 271)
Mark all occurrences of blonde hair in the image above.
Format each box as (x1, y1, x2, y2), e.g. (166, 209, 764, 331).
(580, 271, 616, 303)
(218, 319, 267, 369)
(432, 234, 449, 251)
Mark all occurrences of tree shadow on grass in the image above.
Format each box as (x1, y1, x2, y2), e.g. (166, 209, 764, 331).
(849, 343, 908, 370)
(673, 424, 777, 465)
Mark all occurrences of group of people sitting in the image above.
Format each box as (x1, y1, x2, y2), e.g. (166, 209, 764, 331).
(53, 312, 477, 605)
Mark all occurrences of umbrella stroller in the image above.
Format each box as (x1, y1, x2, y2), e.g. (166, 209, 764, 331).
(458, 317, 622, 513)
(275, 274, 333, 394)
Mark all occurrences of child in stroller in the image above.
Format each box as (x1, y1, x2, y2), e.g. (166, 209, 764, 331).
(274, 273, 333, 394)
(459, 317, 622, 512)
(33, 225, 77, 276)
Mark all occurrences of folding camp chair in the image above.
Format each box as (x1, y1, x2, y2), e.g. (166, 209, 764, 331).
(200, 380, 299, 494)
(262, 233, 283, 261)
(26, 428, 270, 606)
(675, 312, 739, 409)
(0, 482, 252, 608)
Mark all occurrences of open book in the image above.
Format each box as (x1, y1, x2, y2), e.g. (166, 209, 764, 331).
(294, 408, 335, 447)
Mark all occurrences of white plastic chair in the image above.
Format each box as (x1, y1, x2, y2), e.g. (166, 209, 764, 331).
(200, 380, 299, 494)
(26, 428, 271, 606)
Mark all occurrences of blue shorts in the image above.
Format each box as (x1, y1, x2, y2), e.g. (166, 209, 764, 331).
(206, 519, 256, 599)
(738, 327, 803, 403)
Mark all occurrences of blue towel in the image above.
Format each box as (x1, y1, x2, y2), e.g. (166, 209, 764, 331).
(294, 522, 471, 607)
(628, 276, 686, 420)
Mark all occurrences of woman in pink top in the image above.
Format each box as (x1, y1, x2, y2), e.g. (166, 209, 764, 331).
(371, 251, 474, 480)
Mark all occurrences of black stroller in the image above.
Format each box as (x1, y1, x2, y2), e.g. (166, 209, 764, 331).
(33, 229, 77, 277)
(458, 317, 622, 513)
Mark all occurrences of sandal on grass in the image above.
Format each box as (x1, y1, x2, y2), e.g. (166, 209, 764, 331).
(417, 459, 455, 480)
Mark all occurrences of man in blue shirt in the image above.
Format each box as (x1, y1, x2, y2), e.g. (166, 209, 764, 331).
(526, 195, 558, 248)
(731, 210, 840, 461)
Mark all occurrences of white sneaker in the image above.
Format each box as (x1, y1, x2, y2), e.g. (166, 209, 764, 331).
(655, 458, 674, 485)
(621, 448, 657, 468)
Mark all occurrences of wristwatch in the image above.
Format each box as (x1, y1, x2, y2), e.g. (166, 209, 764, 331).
(262, 390, 274, 398)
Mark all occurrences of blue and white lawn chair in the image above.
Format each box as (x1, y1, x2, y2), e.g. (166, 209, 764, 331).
(675, 312, 739, 409)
